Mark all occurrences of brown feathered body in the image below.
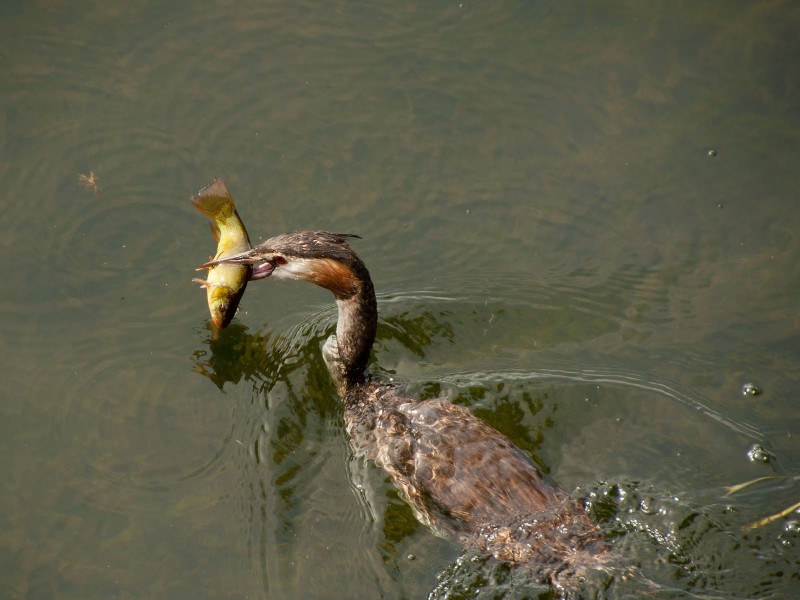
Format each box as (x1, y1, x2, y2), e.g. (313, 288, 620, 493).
(342, 380, 612, 586)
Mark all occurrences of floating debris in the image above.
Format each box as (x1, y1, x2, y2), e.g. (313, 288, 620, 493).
(724, 475, 783, 496)
(78, 171, 101, 194)
(744, 500, 800, 531)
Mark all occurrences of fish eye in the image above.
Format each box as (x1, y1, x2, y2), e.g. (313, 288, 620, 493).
(275, 256, 287, 265)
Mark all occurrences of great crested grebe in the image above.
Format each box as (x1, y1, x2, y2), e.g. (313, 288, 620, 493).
(203, 231, 614, 588)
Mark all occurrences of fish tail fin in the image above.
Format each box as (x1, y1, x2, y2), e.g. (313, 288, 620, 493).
(190, 178, 235, 220)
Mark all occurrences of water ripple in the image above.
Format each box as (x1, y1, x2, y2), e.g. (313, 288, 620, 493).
(440, 366, 762, 441)
(56, 338, 239, 514)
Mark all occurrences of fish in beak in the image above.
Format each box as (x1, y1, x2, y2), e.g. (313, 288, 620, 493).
(191, 179, 253, 328)
(198, 248, 276, 281)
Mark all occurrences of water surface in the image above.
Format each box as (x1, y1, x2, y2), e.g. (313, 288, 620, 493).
(1, 1, 799, 598)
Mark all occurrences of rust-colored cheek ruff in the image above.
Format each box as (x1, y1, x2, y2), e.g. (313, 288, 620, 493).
(308, 258, 361, 299)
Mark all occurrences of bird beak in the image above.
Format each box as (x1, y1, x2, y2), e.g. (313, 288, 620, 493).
(197, 249, 276, 281)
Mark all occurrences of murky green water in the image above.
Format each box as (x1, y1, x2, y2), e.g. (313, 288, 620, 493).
(2, 1, 799, 598)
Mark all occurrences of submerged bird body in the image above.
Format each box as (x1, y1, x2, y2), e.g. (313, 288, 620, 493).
(342, 380, 610, 580)
(191, 179, 252, 328)
(203, 231, 613, 587)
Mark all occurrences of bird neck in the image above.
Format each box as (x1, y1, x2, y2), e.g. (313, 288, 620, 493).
(322, 259, 377, 393)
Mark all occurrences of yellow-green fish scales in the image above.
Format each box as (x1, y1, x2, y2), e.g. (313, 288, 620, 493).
(191, 179, 252, 328)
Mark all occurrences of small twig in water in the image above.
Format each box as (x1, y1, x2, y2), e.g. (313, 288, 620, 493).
(744, 500, 800, 531)
(724, 475, 783, 496)
(78, 171, 101, 194)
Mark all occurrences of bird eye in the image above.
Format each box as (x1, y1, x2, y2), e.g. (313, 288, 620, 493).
(275, 256, 287, 265)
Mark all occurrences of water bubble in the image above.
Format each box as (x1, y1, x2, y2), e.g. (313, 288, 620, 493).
(778, 520, 800, 547)
(742, 382, 762, 396)
(746, 443, 774, 463)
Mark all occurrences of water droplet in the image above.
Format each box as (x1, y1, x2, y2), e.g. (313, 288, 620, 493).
(778, 520, 800, 547)
(746, 443, 774, 463)
(742, 383, 762, 396)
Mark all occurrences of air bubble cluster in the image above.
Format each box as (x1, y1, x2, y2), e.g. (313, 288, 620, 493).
(746, 444, 773, 463)
(741, 383, 762, 397)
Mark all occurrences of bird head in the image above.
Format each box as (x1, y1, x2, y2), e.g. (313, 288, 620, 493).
(199, 231, 366, 299)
